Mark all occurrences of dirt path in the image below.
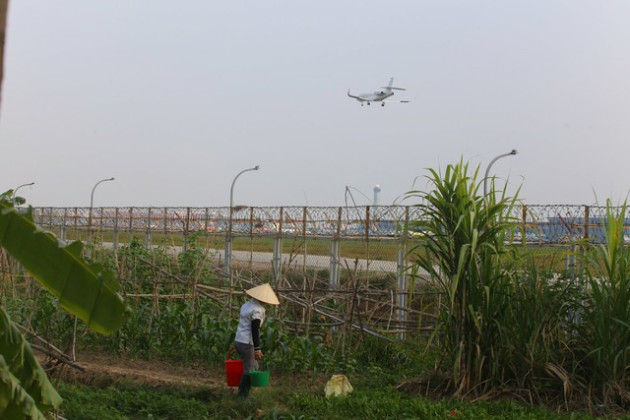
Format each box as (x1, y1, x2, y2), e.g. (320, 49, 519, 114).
(48, 352, 226, 390)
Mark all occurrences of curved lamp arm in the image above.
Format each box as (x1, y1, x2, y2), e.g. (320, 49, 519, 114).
(483, 150, 517, 196)
(229, 166, 260, 231)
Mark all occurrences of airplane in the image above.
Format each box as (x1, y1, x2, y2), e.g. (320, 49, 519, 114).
(347, 77, 410, 107)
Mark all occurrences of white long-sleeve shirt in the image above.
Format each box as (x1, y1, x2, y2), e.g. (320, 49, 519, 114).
(235, 299, 266, 345)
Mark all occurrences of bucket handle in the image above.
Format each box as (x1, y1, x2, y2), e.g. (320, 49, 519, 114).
(226, 347, 238, 361)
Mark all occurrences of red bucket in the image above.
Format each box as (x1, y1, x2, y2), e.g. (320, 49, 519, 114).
(225, 348, 243, 387)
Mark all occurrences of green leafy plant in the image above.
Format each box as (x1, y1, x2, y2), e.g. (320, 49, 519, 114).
(575, 200, 630, 406)
(0, 202, 125, 334)
(177, 231, 210, 280)
(0, 194, 126, 417)
(406, 160, 520, 397)
(0, 311, 62, 418)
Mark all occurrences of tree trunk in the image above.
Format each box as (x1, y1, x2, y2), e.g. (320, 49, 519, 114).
(0, 0, 8, 108)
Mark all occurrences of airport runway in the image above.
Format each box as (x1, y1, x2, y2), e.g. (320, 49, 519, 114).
(101, 242, 401, 273)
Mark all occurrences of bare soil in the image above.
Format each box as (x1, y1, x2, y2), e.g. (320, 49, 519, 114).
(44, 352, 226, 390)
(43, 351, 329, 396)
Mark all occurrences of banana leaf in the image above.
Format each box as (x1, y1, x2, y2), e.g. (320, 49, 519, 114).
(0, 310, 62, 418)
(0, 202, 125, 335)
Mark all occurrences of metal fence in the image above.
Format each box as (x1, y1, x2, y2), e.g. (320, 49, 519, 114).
(29, 203, 625, 282)
(30, 204, 627, 242)
(22, 204, 627, 336)
(31, 205, 420, 277)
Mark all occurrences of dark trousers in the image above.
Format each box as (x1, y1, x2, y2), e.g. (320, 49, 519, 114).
(234, 341, 258, 397)
(234, 341, 259, 373)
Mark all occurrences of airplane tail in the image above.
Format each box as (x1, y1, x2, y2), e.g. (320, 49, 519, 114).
(381, 77, 406, 92)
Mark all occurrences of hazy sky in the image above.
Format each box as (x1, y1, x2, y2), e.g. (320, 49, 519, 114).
(2, 1, 629, 208)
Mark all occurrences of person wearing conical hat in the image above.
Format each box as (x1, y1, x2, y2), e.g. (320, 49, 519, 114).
(234, 283, 280, 398)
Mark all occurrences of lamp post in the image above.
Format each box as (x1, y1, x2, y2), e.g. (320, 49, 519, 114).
(13, 182, 34, 204)
(483, 149, 517, 196)
(76, 177, 113, 361)
(88, 177, 115, 236)
(225, 166, 260, 278)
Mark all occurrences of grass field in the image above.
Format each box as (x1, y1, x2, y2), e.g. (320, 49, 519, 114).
(56, 227, 572, 269)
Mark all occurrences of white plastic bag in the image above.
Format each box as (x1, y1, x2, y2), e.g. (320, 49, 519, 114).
(324, 374, 353, 398)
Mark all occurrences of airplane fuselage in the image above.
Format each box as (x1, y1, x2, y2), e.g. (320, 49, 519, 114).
(347, 78, 406, 106)
(359, 91, 394, 102)
(347, 90, 394, 106)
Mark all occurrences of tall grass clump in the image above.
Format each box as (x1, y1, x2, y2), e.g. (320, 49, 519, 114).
(406, 159, 521, 397)
(405, 160, 630, 414)
(574, 200, 630, 408)
(498, 260, 581, 405)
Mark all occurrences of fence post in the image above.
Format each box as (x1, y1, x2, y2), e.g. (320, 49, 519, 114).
(164, 207, 168, 235)
(145, 207, 152, 247)
(584, 205, 589, 241)
(113, 208, 119, 250)
(365, 206, 371, 287)
(521, 205, 527, 247)
(99, 207, 104, 235)
(396, 206, 409, 339)
(224, 206, 231, 278)
(329, 207, 342, 288)
(73, 207, 78, 238)
(249, 207, 255, 272)
(302, 206, 308, 274)
(273, 236, 282, 284)
(61, 208, 67, 242)
(128, 207, 133, 234)
(183, 207, 190, 252)
(273, 207, 284, 285)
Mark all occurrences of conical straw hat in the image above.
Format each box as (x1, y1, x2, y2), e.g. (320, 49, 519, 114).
(246, 283, 280, 305)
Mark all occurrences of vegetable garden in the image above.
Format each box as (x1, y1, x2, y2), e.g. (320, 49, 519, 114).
(3, 160, 630, 418)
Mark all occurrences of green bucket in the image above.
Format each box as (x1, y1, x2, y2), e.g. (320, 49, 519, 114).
(249, 370, 270, 387)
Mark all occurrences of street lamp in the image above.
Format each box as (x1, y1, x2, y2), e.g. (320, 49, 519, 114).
(90, 177, 115, 209)
(75, 176, 113, 361)
(88, 177, 115, 235)
(13, 182, 34, 204)
(225, 166, 260, 278)
(483, 149, 517, 196)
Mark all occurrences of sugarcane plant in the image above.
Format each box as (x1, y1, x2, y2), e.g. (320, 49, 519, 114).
(406, 159, 520, 397)
(575, 200, 630, 406)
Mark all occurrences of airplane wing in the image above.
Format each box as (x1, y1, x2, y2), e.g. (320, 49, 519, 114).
(381, 99, 411, 103)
